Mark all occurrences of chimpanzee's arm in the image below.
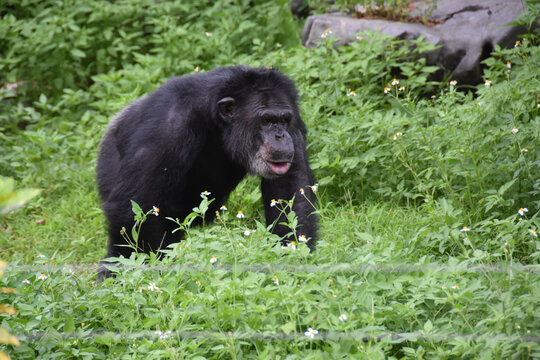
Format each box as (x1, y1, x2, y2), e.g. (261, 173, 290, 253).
(261, 143, 318, 251)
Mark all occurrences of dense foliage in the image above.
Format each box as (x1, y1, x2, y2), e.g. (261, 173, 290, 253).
(1, 0, 539, 358)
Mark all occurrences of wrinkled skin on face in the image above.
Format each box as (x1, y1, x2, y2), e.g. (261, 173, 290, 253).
(218, 90, 299, 179)
(255, 118, 294, 177)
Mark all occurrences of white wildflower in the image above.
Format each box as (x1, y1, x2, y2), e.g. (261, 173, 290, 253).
(304, 327, 319, 339)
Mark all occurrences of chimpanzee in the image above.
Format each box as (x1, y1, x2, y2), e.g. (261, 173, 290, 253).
(97, 66, 317, 273)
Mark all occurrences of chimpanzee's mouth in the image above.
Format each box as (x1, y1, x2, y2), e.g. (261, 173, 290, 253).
(266, 161, 291, 175)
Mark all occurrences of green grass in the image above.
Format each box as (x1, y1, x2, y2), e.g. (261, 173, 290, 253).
(2, 197, 539, 359)
(1, 0, 539, 358)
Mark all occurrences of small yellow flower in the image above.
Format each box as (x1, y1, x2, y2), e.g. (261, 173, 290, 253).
(196, 280, 201, 286)
(452, 285, 459, 289)
(81, 323, 85, 327)
(442, 285, 446, 289)
(514, 40, 520, 47)
(273, 276, 279, 285)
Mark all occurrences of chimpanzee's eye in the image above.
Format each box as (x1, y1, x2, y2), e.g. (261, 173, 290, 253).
(283, 113, 292, 124)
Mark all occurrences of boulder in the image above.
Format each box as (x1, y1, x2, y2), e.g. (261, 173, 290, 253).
(302, 0, 531, 84)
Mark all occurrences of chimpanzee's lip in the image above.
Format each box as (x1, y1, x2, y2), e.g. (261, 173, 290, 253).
(266, 161, 291, 175)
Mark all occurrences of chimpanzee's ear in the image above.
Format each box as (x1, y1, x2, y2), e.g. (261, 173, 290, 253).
(217, 97, 236, 120)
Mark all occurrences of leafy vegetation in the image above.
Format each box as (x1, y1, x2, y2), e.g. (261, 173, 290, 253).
(1, 0, 539, 358)
(0, 177, 39, 359)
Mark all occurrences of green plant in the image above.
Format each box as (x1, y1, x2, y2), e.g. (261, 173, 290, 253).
(1, 1, 540, 358)
(0, 177, 40, 216)
(0, 177, 39, 359)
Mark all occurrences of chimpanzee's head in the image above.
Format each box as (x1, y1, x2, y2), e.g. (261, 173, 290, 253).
(216, 68, 302, 179)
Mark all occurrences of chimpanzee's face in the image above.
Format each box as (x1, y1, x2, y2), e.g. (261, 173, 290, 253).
(217, 91, 297, 179)
(250, 109, 295, 178)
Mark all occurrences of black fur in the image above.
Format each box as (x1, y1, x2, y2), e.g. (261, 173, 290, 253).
(97, 66, 317, 273)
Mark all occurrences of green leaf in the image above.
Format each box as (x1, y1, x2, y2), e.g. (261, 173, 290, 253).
(0, 177, 40, 216)
(424, 320, 433, 333)
(131, 200, 143, 218)
(63, 316, 75, 333)
(356, 232, 374, 243)
(70, 49, 86, 58)
(280, 321, 296, 334)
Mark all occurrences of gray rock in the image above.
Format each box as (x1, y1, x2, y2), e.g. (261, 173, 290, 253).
(302, 0, 531, 84)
